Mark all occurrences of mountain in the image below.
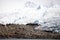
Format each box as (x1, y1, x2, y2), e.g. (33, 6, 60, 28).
(0, 0, 60, 33)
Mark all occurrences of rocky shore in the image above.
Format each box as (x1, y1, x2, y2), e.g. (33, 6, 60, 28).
(0, 24, 60, 39)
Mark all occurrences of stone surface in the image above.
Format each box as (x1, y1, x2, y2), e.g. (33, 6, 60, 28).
(0, 24, 60, 39)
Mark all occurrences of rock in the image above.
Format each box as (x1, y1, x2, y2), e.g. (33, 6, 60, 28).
(0, 24, 60, 38)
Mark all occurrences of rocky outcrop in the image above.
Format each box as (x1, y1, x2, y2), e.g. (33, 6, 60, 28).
(0, 24, 60, 39)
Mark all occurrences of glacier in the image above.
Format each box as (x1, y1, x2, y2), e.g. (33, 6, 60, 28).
(0, 0, 60, 33)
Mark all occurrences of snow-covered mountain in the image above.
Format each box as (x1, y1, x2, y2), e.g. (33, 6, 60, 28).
(0, 0, 60, 33)
(35, 5, 60, 33)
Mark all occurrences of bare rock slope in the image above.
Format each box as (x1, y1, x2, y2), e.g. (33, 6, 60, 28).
(0, 24, 60, 39)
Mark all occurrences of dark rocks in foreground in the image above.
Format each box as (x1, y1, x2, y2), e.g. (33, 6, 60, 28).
(0, 24, 60, 39)
(26, 23, 39, 26)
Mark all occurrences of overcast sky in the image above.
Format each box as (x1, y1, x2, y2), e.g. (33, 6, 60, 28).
(0, 0, 60, 24)
(0, 0, 60, 13)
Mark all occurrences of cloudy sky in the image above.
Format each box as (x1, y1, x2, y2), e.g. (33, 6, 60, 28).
(0, 0, 60, 24)
(0, 0, 60, 13)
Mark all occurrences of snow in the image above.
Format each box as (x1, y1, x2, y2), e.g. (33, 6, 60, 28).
(35, 5, 60, 33)
(0, 0, 49, 24)
(0, 0, 60, 33)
